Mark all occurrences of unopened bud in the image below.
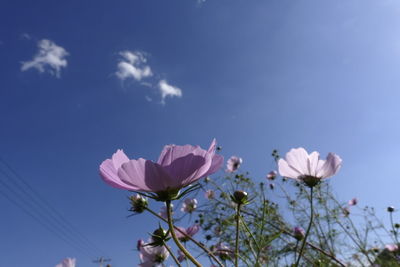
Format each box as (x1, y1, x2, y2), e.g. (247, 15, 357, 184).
(293, 227, 305, 241)
(231, 190, 248, 205)
(388, 206, 395, 212)
(151, 225, 170, 246)
(130, 194, 148, 213)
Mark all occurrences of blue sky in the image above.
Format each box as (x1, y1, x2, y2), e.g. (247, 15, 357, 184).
(1, 0, 400, 266)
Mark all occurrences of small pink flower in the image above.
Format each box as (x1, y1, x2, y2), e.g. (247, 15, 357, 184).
(176, 224, 200, 242)
(205, 189, 215, 199)
(177, 250, 186, 262)
(226, 156, 242, 173)
(278, 148, 342, 187)
(266, 170, 277, 180)
(385, 244, 399, 252)
(55, 258, 76, 267)
(139, 240, 169, 266)
(181, 198, 198, 213)
(100, 139, 223, 198)
(348, 198, 358, 206)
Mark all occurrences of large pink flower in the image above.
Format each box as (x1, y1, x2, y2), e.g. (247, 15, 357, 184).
(100, 139, 223, 196)
(278, 148, 342, 187)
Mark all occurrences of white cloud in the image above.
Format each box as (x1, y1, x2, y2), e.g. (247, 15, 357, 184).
(158, 80, 182, 103)
(21, 39, 68, 77)
(116, 51, 152, 81)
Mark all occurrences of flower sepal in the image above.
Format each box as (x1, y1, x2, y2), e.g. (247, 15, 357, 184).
(147, 224, 171, 247)
(300, 175, 322, 188)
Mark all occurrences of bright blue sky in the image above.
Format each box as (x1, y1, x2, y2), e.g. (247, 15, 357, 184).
(1, 0, 400, 266)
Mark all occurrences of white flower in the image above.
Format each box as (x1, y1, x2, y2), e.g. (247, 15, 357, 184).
(278, 147, 342, 187)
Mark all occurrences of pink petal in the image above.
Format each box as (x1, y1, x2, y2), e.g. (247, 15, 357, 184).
(118, 159, 174, 192)
(317, 153, 342, 178)
(307, 151, 320, 176)
(278, 158, 302, 179)
(157, 144, 201, 166)
(99, 150, 138, 190)
(186, 224, 200, 236)
(285, 148, 309, 176)
(160, 145, 213, 187)
(204, 154, 223, 177)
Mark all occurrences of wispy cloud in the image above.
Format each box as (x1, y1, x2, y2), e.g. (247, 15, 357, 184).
(115, 50, 183, 104)
(158, 80, 182, 103)
(21, 39, 68, 78)
(116, 51, 152, 81)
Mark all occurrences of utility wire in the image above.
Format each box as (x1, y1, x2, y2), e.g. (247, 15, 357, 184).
(0, 175, 94, 259)
(0, 156, 106, 256)
(0, 156, 107, 259)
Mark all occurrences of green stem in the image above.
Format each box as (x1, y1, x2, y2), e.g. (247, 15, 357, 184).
(163, 241, 182, 267)
(144, 206, 223, 267)
(235, 203, 241, 267)
(294, 186, 314, 267)
(166, 200, 202, 267)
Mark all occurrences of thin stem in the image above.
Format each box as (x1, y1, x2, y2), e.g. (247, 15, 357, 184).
(163, 241, 182, 267)
(294, 186, 314, 267)
(235, 203, 241, 267)
(212, 196, 346, 266)
(144, 206, 224, 267)
(166, 200, 202, 267)
(390, 212, 399, 244)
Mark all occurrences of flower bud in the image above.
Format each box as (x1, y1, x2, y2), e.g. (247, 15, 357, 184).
(388, 206, 395, 212)
(231, 190, 248, 205)
(293, 227, 305, 241)
(395, 223, 400, 229)
(129, 194, 148, 213)
(150, 225, 170, 246)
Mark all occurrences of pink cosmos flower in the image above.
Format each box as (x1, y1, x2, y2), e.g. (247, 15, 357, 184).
(176, 224, 200, 242)
(138, 240, 169, 267)
(348, 198, 358, 206)
(55, 258, 76, 267)
(181, 198, 198, 213)
(226, 156, 242, 173)
(278, 148, 342, 187)
(100, 139, 223, 198)
(266, 170, 277, 180)
(205, 189, 215, 199)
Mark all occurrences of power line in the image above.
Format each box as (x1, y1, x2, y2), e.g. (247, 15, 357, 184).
(0, 156, 107, 259)
(0, 179, 93, 259)
(0, 156, 106, 256)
